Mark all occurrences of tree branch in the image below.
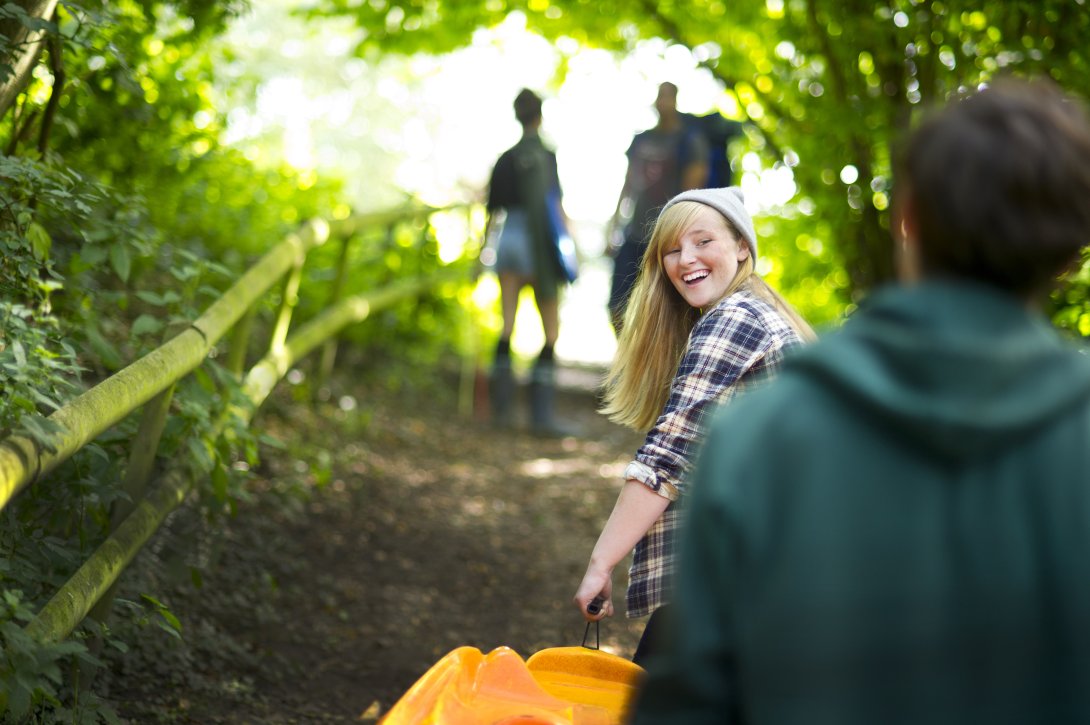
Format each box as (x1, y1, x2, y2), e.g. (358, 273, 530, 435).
(37, 29, 63, 156)
(5, 106, 39, 156)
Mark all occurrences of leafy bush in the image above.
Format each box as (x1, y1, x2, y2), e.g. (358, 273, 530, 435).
(1, 2, 475, 719)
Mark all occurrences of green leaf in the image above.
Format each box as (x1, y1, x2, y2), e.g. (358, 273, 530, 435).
(139, 592, 184, 637)
(258, 433, 286, 449)
(159, 608, 182, 633)
(187, 436, 215, 472)
(7, 682, 31, 719)
(84, 443, 111, 462)
(156, 619, 183, 639)
(84, 323, 124, 371)
(170, 265, 200, 282)
(12, 340, 26, 368)
(81, 245, 107, 265)
(18, 415, 64, 453)
(131, 314, 163, 337)
(28, 388, 61, 411)
(109, 243, 131, 282)
(72, 646, 105, 668)
(211, 464, 229, 502)
(26, 222, 52, 262)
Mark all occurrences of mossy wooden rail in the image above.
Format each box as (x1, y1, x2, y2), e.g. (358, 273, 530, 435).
(0, 202, 476, 645)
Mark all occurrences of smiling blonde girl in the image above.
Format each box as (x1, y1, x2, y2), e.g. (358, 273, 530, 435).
(574, 186, 814, 663)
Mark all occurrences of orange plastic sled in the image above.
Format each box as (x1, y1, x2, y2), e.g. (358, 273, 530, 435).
(378, 645, 645, 725)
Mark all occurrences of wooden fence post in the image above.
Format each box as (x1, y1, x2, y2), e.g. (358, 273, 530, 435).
(226, 306, 258, 377)
(314, 232, 354, 399)
(459, 205, 482, 418)
(79, 383, 176, 689)
(269, 261, 303, 356)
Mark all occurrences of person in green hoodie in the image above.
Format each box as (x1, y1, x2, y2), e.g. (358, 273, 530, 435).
(632, 77, 1090, 724)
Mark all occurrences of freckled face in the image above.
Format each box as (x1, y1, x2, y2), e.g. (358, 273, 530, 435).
(661, 206, 750, 309)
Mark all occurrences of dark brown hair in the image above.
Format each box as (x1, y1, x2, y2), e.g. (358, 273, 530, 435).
(898, 78, 1090, 295)
(513, 88, 543, 127)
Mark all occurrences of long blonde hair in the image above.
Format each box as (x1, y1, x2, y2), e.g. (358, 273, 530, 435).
(600, 201, 815, 431)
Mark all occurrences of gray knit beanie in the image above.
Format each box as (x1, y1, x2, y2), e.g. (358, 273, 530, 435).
(661, 186, 757, 260)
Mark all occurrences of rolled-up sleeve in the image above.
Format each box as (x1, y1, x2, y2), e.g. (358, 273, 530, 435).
(630, 303, 774, 500)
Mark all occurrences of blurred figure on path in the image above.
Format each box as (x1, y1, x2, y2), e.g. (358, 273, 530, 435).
(574, 186, 815, 665)
(484, 88, 574, 435)
(633, 78, 1090, 724)
(607, 82, 710, 331)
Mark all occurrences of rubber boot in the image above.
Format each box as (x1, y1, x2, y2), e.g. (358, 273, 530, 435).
(489, 350, 515, 427)
(529, 358, 579, 437)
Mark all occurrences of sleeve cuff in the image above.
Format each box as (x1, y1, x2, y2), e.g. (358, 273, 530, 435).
(624, 461, 680, 502)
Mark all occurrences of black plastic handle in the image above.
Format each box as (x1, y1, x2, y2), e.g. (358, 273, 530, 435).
(582, 619, 600, 649)
(587, 596, 605, 615)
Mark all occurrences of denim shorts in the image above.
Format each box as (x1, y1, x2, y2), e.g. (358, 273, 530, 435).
(495, 209, 535, 276)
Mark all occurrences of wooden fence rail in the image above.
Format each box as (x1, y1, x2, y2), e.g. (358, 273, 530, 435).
(0, 219, 328, 510)
(0, 203, 476, 647)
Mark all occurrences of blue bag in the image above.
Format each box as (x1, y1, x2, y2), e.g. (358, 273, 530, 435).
(546, 188, 578, 283)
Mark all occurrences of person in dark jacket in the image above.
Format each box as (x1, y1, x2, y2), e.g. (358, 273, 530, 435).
(485, 88, 573, 434)
(607, 82, 709, 332)
(632, 78, 1090, 724)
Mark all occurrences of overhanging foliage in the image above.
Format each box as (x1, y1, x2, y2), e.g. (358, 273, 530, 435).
(310, 0, 1090, 328)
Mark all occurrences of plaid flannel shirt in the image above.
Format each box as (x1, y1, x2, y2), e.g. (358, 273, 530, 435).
(625, 289, 804, 618)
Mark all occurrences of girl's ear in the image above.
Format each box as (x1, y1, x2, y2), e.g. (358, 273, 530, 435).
(736, 240, 750, 262)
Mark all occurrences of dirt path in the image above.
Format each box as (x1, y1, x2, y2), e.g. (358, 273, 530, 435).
(102, 362, 646, 723)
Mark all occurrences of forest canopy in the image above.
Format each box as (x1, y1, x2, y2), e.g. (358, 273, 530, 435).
(310, 0, 1090, 327)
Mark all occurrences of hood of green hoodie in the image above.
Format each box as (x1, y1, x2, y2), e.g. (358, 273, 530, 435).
(792, 280, 1090, 460)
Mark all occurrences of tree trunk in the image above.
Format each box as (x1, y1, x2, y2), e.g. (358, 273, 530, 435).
(0, 0, 60, 120)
